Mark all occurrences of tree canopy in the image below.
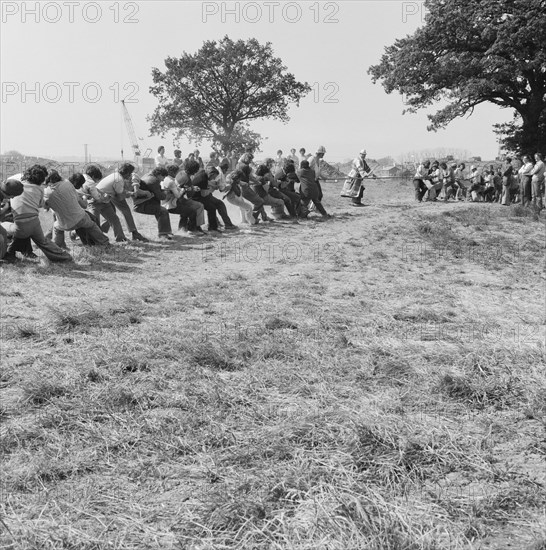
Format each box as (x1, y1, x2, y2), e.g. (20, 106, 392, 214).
(149, 36, 310, 156)
(368, 0, 546, 155)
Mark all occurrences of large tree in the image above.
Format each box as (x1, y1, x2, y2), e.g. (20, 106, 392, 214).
(368, 0, 546, 155)
(149, 36, 310, 155)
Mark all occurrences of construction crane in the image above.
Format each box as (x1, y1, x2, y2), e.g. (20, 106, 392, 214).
(121, 100, 141, 162)
(121, 101, 153, 173)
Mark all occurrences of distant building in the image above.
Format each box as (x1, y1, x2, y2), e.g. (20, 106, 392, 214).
(377, 165, 403, 178)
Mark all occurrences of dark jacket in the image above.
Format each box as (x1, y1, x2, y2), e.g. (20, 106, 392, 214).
(297, 167, 320, 200)
(136, 174, 166, 206)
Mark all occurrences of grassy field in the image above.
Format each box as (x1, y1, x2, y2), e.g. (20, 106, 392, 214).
(1, 179, 545, 549)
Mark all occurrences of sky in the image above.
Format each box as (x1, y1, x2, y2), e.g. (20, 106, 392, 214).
(0, 0, 513, 162)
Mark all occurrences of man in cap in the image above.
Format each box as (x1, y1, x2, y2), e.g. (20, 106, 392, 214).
(341, 149, 376, 206)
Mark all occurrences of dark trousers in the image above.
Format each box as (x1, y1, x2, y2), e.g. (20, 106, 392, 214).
(194, 195, 222, 230)
(301, 197, 327, 216)
(520, 175, 532, 206)
(413, 179, 427, 201)
(88, 201, 126, 241)
(104, 196, 137, 233)
(209, 195, 234, 226)
(7, 217, 72, 262)
(168, 198, 203, 231)
(134, 200, 172, 235)
(272, 188, 299, 216)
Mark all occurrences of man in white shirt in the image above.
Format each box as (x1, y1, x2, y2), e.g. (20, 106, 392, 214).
(530, 152, 545, 209)
(82, 165, 127, 242)
(97, 163, 148, 241)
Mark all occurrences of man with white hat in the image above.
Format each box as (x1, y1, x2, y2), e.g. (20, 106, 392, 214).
(341, 149, 376, 206)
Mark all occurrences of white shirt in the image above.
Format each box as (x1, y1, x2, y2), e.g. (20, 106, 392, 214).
(530, 160, 545, 182)
(519, 162, 534, 176)
(160, 175, 181, 210)
(414, 164, 430, 179)
(155, 154, 169, 168)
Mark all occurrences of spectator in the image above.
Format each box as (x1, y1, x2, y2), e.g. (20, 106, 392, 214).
(155, 146, 169, 168)
(530, 153, 545, 209)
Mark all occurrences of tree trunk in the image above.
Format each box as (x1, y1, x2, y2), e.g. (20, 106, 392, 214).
(520, 95, 545, 154)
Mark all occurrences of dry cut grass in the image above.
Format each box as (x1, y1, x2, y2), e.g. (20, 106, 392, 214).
(1, 183, 545, 549)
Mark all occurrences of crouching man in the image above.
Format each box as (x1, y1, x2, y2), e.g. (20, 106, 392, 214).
(44, 171, 110, 247)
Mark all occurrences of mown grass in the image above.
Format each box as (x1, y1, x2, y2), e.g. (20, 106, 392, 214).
(1, 187, 545, 549)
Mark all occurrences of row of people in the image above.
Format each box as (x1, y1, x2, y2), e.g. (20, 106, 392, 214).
(0, 148, 331, 262)
(155, 145, 316, 173)
(413, 154, 545, 208)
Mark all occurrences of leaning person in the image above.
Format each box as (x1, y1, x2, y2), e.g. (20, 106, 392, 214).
(83, 165, 127, 242)
(0, 178, 24, 260)
(44, 170, 109, 247)
(133, 167, 173, 240)
(97, 163, 148, 242)
(4, 165, 72, 263)
(297, 160, 330, 217)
